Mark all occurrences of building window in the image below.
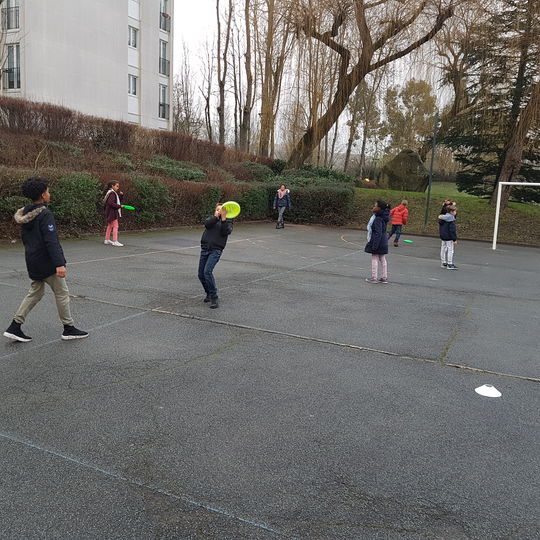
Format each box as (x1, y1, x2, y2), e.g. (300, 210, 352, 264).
(1, 0, 20, 30)
(159, 84, 169, 119)
(159, 40, 170, 76)
(128, 26, 138, 48)
(3, 43, 21, 90)
(128, 74, 138, 96)
(160, 0, 171, 32)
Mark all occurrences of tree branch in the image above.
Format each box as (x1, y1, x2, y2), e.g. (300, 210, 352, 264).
(369, 6, 454, 72)
(372, 0, 429, 51)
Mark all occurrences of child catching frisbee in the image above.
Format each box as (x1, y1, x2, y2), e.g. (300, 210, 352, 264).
(198, 203, 233, 309)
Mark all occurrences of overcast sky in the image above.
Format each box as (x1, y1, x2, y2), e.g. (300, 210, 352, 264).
(174, 1, 216, 69)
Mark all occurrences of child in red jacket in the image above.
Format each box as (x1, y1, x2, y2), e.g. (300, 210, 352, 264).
(388, 199, 408, 247)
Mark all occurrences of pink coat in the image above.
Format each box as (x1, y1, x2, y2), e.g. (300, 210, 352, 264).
(390, 205, 408, 225)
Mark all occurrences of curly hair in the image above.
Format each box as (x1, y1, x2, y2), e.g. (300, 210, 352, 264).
(21, 177, 49, 202)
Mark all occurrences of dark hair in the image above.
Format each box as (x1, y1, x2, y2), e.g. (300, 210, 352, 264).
(106, 181, 119, 190)
(21, 177, 49, 201)
(375, 199, 390, 211)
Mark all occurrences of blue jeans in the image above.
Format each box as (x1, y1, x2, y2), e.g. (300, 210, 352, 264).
(198, 248, 222, 299)
(388, 225, 402, 243)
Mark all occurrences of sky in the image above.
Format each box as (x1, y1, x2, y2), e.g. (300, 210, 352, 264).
(174, 1, 216, 68)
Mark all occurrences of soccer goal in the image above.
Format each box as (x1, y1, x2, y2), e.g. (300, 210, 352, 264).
(492, 181, 540, 250)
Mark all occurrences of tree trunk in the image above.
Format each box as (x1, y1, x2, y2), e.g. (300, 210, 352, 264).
(239, 0, 254, 152)
(490, 80, 540, 208)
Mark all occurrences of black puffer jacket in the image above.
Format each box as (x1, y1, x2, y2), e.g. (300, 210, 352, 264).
(201, 216, 233, 251)
(14, 204, 66, 280)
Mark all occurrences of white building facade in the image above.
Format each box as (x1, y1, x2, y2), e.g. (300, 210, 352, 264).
(0, 0, 174, 129)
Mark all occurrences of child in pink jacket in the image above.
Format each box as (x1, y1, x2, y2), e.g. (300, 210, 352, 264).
(388, 200, 408, 247)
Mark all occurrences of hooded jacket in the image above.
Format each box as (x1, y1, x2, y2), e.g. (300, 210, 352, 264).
(389, 204, 408, 225)
(14, 204, 66, 280)
(364, 208, 390, 255)
(438, 213, 457, 241)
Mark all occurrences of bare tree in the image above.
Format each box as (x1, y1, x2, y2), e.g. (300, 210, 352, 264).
(285, 0, 456, 168)
(216, 0, 234, 145)
(199, 41, 216, 142)
(172, 44, 204, 137)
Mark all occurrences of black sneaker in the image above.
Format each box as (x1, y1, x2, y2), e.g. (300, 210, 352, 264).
(210, 297, 219, 309)
(203, 295, 211, 303)
(62, 325, 89, 340)
(3, 320, 32, 342)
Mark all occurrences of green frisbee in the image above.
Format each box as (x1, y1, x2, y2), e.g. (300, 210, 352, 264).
(403, 239, 414, 243)
(221, 201, 241, 219)
(122, 205, 136, 210)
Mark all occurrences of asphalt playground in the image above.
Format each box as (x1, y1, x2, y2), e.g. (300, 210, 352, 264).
(0, 223, 539, 539)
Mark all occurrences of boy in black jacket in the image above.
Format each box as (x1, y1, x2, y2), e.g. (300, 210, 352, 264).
(439, 205, 458, 270)
(198, 203, 233, 309)
(3, 178, 89, 342)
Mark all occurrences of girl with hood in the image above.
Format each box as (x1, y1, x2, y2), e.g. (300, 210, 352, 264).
(365, 200, 391, 283)
(273, 184, 291, 229)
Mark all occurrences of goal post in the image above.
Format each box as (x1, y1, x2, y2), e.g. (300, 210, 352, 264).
(492, 181, 540, 250)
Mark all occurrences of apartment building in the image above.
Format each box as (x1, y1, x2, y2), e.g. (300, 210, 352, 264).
(0, 0, 174, 129)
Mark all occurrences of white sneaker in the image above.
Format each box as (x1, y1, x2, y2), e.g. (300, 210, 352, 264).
(104, 239, 112, 245)
(111, 241, 124, 247)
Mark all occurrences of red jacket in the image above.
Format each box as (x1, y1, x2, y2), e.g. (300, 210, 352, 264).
(390, 205, 408, 225)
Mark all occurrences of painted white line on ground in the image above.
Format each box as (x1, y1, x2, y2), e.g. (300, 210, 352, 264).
(0, 431, 286, 537)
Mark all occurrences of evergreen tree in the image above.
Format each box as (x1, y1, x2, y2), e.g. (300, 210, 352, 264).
(442, 0, 540, 202)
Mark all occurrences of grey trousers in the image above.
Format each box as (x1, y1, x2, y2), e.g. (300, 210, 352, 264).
(277, 206, 286, 223)
(14, 275, 74, 326)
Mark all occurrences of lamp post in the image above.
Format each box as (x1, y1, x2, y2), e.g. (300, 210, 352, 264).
(424, 111, 441, 226)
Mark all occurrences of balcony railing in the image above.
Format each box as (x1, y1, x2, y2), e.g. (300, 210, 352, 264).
(159, 12, 171, 32)
(159, 103, 170, 120)
(2, 67, 21, 90)
(1, 6, 20, 30)
(159, 57, 170, 76)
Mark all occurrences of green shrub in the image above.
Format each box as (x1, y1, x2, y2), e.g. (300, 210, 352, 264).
(49, 173, 101, 227)
(269, 159, 287, 175)
(48, 141, 83, 157)
(0, 195, 28, 220)
(236, 184, 273, 220)
(145, 155, 206, 181)
(283, 165, 355, 183)
(131, 176, 172, 224)
(198, 184, 222, 220)
(107, 151, 136, 171)
(286, 184, 355, 225)
(226, 161, 275, 182)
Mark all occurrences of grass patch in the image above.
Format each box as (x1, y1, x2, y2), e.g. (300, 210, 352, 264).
(354, 187, 540, 247)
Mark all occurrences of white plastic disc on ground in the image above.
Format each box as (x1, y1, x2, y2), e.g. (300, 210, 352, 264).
(475, 384, 502, 398)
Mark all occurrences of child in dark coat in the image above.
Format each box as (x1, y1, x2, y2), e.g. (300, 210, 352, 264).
(198, 203, 234, 309)
(273, 184, 291, 229)
(439, 205, 458, 269)
(365, 200, 390, 283)
(3, 178, 88, 342)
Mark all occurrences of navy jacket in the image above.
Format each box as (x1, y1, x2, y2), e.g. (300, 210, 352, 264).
(273, 190, 291, 208)
(364, 209, 390, 255)
(439, 213, 457, 241)
(201, 216, 233, 251)
(14, 204, 66, 280)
